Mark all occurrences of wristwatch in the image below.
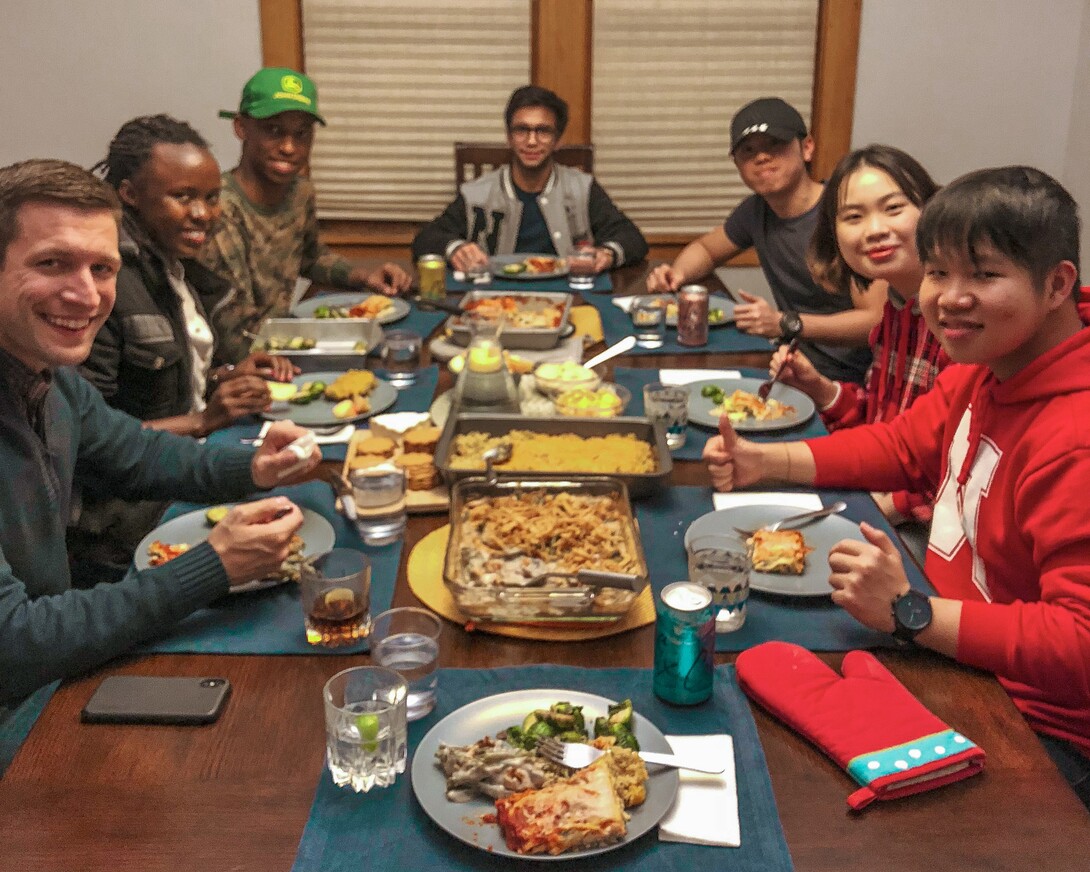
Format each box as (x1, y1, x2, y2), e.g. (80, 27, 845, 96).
(891, 589, 933, 643)
(779, 310, 803, 340)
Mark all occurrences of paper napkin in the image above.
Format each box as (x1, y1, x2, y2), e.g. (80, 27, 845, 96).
(658, 734, 740, 847)
(659, 369, 741, 385)
(712, 491, 823, 512)
(611, 295, 638, 313)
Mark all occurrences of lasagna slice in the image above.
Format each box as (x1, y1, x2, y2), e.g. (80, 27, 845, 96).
(494, 756, 626, 855)
(748, 529, 813, 575)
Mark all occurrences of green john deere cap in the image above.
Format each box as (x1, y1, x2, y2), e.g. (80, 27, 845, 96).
(219, 67, 326, 124)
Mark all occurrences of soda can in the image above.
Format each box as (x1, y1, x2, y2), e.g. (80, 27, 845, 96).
(417, 254, 446, 301)
(653, 581, 715, 705)
(677, 284, 709, 347)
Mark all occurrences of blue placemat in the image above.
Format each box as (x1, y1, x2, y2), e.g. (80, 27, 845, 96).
(584, 294, 773, 355)
(137, 480, 397, 655)
(446, 269, 612, 293)
(397, 306, 449, 339)
(0, 680, 59, 777)
(291, 664, 792, 872)
(616, 367, 828, 460)
(636, 486, 934, 652)
(205, 365, 439, 463)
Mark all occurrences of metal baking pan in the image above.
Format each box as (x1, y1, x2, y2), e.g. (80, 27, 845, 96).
(250, 318, 384, 373)
(434, 413, 672, 499)
(443, 476, 648, 624)
(445, 290, 572, 350)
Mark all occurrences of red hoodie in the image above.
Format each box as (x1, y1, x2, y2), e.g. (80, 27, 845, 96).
(807, 326, 1090, 756)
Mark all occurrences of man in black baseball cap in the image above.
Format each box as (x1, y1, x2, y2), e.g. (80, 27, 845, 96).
(648, 96, 881, 385)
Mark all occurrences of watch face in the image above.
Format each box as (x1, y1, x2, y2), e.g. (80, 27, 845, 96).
(895, 590, 932, 632)
(781, 313, 802, 338)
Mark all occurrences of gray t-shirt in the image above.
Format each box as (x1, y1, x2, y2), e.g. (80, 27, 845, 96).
(724, 193, 870, 384)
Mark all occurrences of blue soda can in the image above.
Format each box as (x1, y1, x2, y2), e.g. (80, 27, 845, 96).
(653, 582, 715, 705)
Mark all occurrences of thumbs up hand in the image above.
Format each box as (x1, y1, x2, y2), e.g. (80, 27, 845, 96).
(703, 413, 765, 491)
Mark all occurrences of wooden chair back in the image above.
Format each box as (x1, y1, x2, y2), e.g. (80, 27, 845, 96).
(454, 142, 594, 186)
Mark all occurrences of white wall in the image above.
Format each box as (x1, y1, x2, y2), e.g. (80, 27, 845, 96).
(853, 0, 1090, 276)
(0, 0, 262, 172)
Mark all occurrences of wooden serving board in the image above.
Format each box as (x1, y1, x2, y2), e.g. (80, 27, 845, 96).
(341, 428, 449, 514)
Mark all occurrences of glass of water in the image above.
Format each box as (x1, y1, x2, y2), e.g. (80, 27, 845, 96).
(643, 382, 689, 450)
(631, 298, 665, 349)
(369, 607, 442, 722)
(382, 330, 422, 388)
(686, 534, 751, 633)
(323, 665, 408, 792)
(349, 466, 407, 546)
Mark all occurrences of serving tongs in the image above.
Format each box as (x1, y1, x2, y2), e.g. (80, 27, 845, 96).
(410, 294, 464, 316)
(523, 570, 647, 593)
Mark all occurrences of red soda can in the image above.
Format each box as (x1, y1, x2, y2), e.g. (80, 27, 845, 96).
(677, 284, 709, 346)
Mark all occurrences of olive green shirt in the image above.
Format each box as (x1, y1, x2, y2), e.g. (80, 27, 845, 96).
(199, 172, 355, 363)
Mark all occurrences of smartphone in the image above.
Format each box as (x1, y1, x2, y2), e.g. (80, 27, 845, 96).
(81, 676, 231, 725)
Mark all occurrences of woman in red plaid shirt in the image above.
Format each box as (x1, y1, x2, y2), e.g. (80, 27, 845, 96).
(770, 145, 949, 524)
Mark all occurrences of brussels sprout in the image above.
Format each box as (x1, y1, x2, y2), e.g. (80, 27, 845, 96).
(204, 505, 229, 526)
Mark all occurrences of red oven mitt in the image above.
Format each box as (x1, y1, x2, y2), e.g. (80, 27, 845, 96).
(736, 641, 985, 810)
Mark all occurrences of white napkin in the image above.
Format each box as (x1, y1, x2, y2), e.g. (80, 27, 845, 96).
(658, 734, 739, 847)
(611, 295, 638, 313)
(712, 491, 822, 512)
(252, 420, 356, 446)
(659, 369, 741, 385)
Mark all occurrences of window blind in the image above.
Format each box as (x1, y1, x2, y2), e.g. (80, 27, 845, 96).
(592, 0, 819, 235)
(301, 0, 531, 221)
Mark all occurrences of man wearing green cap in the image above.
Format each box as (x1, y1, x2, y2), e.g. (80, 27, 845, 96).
(201, 68, 410, 362)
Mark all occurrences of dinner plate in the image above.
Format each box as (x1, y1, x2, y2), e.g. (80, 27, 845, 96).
(411, 688, 680, 860)
(685, 376, 816, 432)
(490, 253, 570, 280)
(641, 294, 736, 328)
(291, 292, 410, 324)
(685, 505, 865, 597)
(261, 370, 397, 426)
(133, 505, 335, 594)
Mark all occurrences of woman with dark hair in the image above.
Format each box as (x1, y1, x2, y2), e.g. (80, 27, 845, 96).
(71, 114, 295, 585)
(770, 144, 950, 525)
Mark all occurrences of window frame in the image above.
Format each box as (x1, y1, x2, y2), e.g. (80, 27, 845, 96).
(258, 0, 861, 263)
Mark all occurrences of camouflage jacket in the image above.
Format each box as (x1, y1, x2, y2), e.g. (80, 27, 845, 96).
(198, 171, 355, 363)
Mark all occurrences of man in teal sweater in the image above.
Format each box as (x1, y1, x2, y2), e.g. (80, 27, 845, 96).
(0, 159, 319, 709)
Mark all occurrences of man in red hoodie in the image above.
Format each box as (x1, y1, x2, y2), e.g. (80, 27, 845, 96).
(704, 166, 1090, 807)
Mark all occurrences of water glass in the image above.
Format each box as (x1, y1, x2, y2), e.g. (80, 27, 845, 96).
(631, 298, 665, 349)
(382, 330, 422, 388)
(349, 466, 407, 546)
(323, 665, 408, 792)
(464, 261, 492, 284)
(300, 548, 371, 647)
(369, 607, 442, 721)
(643, 382, 689, 450)
(567, 247, 596, 291)
(687, 535, 751, 633)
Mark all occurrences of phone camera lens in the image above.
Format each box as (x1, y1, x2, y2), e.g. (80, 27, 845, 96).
(200, 678, 225, 688)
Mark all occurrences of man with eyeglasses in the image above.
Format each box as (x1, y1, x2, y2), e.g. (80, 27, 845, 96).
(412, 85, 646, 274)
(200, 68, 411, 363)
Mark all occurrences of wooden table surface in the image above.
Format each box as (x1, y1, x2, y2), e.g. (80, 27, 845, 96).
(3, 264, 1088, 871)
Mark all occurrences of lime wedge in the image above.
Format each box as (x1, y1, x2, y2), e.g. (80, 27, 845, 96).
(355, 713, 380, 751)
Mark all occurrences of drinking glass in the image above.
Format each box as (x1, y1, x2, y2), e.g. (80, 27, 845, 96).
(323, 665, 408, 792)
(631, 298, 665, 349)
(643, 382, 689, 450)
(686, 534, 751, 633)
(369, 607, 442, 721)
(567, 246, 596, 291)
(382, 330, 422, 388)
(300, 548, 371, 647)
(349, 466, 407, 546)
(464, 261, 492, 284)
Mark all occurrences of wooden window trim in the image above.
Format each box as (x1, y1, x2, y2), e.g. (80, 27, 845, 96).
(258, 0, 860, 265)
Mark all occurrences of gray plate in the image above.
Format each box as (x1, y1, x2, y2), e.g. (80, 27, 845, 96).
(685, 376, 816, 432)
(411, 689, 680, 859)
(133, 506, 335, 594)
(639, 294, 736, 327)
(685, 505, 865, 597)
(291, 292, 410, 324)
(489, 253, 569, 280)
(262, 371, 397, 426)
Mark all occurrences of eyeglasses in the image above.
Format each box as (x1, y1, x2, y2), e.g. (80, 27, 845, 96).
(509, 124, 557, 141)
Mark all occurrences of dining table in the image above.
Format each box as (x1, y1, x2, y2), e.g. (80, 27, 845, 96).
(1, 262, 1088, 872)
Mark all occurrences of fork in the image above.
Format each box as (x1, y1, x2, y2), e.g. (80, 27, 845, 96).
(732, 500, 847, 538)
(536, 737, 725, 774)
(757, 336, 801, 401)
